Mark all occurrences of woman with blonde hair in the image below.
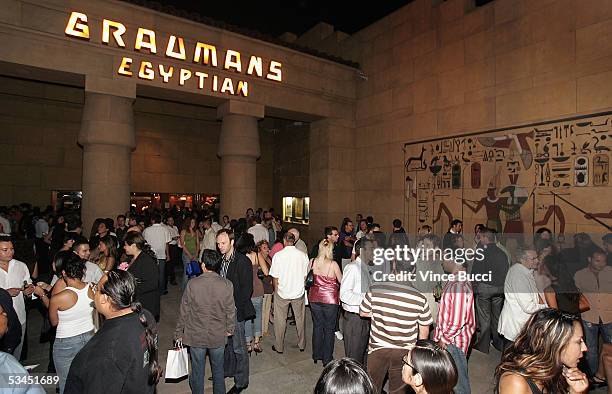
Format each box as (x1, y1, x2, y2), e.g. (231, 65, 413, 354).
(257, 240, 273, 336)
(95, 235, 117, 272)
(180, 217, 200, 290)
(496, 308, 589, 394)
(309, 239, 342, 366)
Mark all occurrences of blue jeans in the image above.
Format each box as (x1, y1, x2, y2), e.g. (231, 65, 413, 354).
(582, 320, 612, 376)
(189, 346, 225, 394)
(446, 344, 471, 394)
(310, 303, 339, 364)
(245, 297, 263, 342)
(53, 331, 93, 394)
(158, 259, 166, 294)
(231, 318, 249, 388)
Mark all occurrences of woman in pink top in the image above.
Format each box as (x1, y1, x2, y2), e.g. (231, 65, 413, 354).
(308, 239, 342, 366)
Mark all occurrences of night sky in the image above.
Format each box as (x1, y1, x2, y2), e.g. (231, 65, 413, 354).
(158, 0, 413, 37)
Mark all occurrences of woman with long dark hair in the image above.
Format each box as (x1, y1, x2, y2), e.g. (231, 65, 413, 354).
(180, 217, 200, 290)
(235, 233, 266, 354)
(123, 232, 160, 321)
(495, 308, 588, 394)
(401, 340, 458, 394)
(314, 357, 375, 394)
(65, 270, 162, 393)
(95, 235, 117, 273)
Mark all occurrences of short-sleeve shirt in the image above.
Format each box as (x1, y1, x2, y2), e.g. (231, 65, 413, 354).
(142, 224, 171, 260)
(269, 246, 309, 300)
(360, 281, 432, 353)
(0, 259, 32, 325)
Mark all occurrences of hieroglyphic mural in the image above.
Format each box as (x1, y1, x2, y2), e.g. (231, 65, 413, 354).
(404, 113, 612, 236)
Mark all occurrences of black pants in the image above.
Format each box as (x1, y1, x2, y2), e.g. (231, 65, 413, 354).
(474, 283, 505, 353)
(311, 303, 339, 364)
(167, 244, 179, 284)
(343, 311, 370, 366)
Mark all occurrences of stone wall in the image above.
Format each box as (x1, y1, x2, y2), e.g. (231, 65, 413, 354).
(335, 0, 612, 234)
(0, 77, 275, 210)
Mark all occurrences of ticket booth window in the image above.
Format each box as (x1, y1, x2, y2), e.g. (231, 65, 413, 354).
(282, 196, 309, 225)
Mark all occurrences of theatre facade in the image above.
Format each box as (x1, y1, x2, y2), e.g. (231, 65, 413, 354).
(0, 0, 611, 242)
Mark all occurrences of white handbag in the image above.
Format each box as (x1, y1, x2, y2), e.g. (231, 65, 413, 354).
(164, 346, 189, 380)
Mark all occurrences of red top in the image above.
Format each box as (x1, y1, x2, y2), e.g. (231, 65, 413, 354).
(308, 274, 339, 305)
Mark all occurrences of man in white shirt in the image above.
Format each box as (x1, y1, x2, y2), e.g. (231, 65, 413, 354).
(0, 236, 34, 359)
(198, 218, 217, 262)
(34, 215, 49, 239)
(247, 217, 269, 244)
(288, 228, 308, 255)
(498, 248, 547, 347)
(340, 238, 371, 365)
(269, 232, 309, 353)
(210, 216, 223, 234)
(143, 213, 171, 295)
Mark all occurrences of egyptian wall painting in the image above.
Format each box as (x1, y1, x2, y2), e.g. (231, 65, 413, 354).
(403, 113, 612, 242)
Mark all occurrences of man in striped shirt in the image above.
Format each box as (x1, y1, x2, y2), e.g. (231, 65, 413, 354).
(360, 279, 432, 394)
(434, 259, 476, 394)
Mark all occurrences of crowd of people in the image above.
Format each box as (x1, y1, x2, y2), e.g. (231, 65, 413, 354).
(0, 202, 610, 393)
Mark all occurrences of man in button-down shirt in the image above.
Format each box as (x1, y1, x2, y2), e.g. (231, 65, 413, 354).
(574, 249, 612, 376)
(498, 248, 547, 346)
(340, 239, 371, 365)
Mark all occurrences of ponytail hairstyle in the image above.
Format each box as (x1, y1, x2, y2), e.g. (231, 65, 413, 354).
(100, 270, 162, 385)
(124, 231, 157, 260)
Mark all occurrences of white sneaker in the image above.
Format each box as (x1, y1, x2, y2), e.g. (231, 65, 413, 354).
(335, 331, 344, 341)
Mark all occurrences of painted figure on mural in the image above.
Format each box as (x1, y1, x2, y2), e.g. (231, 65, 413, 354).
(462, 183, 503, 234)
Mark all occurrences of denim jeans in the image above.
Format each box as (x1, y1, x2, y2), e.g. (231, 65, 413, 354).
(189, 346, 225, 394)
(231, 318, 249, 388)
(245, 297, 263, 342)
(310, 303, 339, 364)
(158, 259, 166, 294)
(446, 344, 471, 394)
(53, 331, 94, 394)
(582, 320, 612, 375)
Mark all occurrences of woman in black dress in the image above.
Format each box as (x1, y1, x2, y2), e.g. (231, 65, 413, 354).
(123, 232, 160, 321)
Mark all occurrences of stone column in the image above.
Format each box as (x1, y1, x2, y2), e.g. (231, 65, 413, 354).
(308, 118, 355, 246)
(217, 100, 264, 220)
(78, 77, 136, 233)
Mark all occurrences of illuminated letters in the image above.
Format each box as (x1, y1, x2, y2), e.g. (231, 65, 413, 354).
(179, 69, 192, 86)
(158, 65, 174, 83)
(224, 50, 242, 73)
(165, 35, 186, 60)
(66, 12, 284, 97)
(246, 56, 263, 77)
(135, 28, 157, 54)
(65, 12, 89, 39)
(138, 61, 155, 80)
(193, 43, 218, 66)
(194, 72, 208, 89)
(220, 78, 234, 94)
(266, 61, 282, 82)
(102, 19, 126, 47)
(118, 57, 133, 76)
(236, 81, 248, 97)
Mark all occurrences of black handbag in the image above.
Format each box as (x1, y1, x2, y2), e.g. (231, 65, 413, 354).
(304, 259, 315, 290)
(224, 336, 237, 378)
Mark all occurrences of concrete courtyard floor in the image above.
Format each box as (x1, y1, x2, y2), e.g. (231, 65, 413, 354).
(22, 283, 607, 394)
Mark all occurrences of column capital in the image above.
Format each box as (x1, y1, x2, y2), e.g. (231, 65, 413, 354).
(85, 75, 136, 99)
(217, 100, 265, 119)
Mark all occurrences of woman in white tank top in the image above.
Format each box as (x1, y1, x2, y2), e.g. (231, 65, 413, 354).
(36, 252, 94, 394)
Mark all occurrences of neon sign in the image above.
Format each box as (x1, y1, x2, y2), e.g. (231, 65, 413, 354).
(65, 11, 284, 97)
